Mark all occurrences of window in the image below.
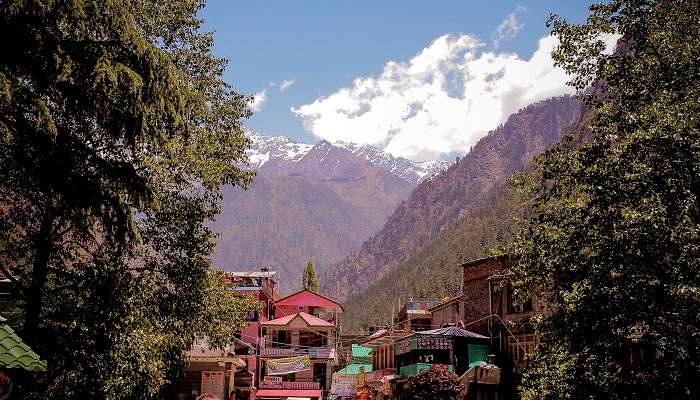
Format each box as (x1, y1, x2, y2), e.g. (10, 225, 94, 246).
(299, 331, 327, 347)
(507, 333, 539, 364)
(508, 285, 534, 314)
(272, 330, 291, 347)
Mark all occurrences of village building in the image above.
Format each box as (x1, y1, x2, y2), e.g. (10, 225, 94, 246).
(459, 255, 542, 367)
(393, 326, 489, 379)
(359, 328, 409, 399)
(394, 299, 435, 332)
(256, 289, 343, 400)
(429, 294, 464, 329)
(330, 344, 372, 399)
(227, 269, 280, 397)
(167, 338, 254, 400)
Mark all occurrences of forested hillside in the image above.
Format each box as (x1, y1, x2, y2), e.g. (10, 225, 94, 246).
(340, 183, 520, 332)
(321, 96, 584, 301)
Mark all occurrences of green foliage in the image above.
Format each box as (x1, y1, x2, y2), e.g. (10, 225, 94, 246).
(0, 0, 257, 398)
(406, 366, 463, 400)
(342, 184, 520, 333)
(302, 258, 320, 292)
(508, 1, 700, 398)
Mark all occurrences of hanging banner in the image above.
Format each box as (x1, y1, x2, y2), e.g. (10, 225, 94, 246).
(266, 355, 311, 376)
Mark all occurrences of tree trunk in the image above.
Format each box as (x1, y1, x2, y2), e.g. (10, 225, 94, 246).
(23, 209, 53, 345)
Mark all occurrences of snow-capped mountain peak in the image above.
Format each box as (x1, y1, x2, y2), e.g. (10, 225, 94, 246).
(333, 140, 449, 184)
(246, 132, 313, 168)
(245, 131, 449, 184)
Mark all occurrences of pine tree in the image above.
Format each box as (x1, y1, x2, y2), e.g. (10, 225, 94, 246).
(302, 258, 320, 292)
(0, 0, 258, 398)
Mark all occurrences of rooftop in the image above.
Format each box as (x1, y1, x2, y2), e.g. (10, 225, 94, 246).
(225, 271, 278, 278)
(0, 324, 47, 371)
(275, 289, 344, 312)
(262, 312, 336, 328)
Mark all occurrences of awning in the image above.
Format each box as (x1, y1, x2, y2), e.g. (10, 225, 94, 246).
(256, 389, 322, 398)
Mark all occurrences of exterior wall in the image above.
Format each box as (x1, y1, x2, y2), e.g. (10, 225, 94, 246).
(461, 257, 509, 336)
(430, 297, 462, 328)
(371, 344, 395, 371)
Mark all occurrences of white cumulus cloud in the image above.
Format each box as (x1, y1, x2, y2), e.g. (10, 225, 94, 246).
(249, 89, 267, 113)
(492, 7, 526, 48)
(280, 79, 296, 92)
(292, 34, 575, 161)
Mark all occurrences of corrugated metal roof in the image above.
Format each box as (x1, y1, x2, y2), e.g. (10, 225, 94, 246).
(0, 324, 47, 371)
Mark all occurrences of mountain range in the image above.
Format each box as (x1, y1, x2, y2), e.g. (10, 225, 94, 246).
(319, 95, 585, 305)
(210, 134, 448, 293)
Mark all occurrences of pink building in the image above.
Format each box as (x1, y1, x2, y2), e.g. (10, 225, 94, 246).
(226, 270, 279, 400)
(257, 289, 344, 400)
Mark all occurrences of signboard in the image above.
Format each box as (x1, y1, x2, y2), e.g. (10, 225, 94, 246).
(266, 355, 311, 376)
(331, 373, 358, 396)
(262, 376, 282, 388)
(358, 366, 365, 387)
(201, 371, 225, 399)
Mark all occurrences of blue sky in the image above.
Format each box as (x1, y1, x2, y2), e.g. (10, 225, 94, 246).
(201, 1, 591, 160)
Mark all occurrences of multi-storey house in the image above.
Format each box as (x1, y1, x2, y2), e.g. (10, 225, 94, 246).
(395, 299, 435, 332)
(256, 289, 343, 400)
(226, 269, 280, 399)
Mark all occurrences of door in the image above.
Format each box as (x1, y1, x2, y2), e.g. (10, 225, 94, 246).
(313, 362, 327, 390)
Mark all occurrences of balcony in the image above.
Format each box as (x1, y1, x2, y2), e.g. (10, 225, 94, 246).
(260, 346, 335, 359)
(261, 376, 320, 390)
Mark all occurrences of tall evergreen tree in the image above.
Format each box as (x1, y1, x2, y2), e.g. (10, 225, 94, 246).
(302, 258, 320, 292)
(0, 0, 259, 398)
(508, 1, 700, 398)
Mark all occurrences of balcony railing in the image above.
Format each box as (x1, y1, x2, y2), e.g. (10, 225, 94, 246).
(260, 346, 335, 359)
(261, 376, 320, 390)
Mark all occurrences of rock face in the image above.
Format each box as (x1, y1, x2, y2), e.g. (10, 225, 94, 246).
(211, 134, 448, 293)
(320, 95, 584, 302)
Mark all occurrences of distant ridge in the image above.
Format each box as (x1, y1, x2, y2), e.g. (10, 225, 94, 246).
(320, 95, 584, 301)
(211, 133, 448, 293)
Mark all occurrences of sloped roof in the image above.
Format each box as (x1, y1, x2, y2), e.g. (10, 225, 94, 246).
(0, 324, 47, 371)
(337, 362, 373, 375)
(416, 326, 488, 339)
(351, 344, 372, 358)
(262, 312, 335, 328)
(362, 329, 411, 347)
(275, 289, 344, 312)
(187, 337, 253, 360)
